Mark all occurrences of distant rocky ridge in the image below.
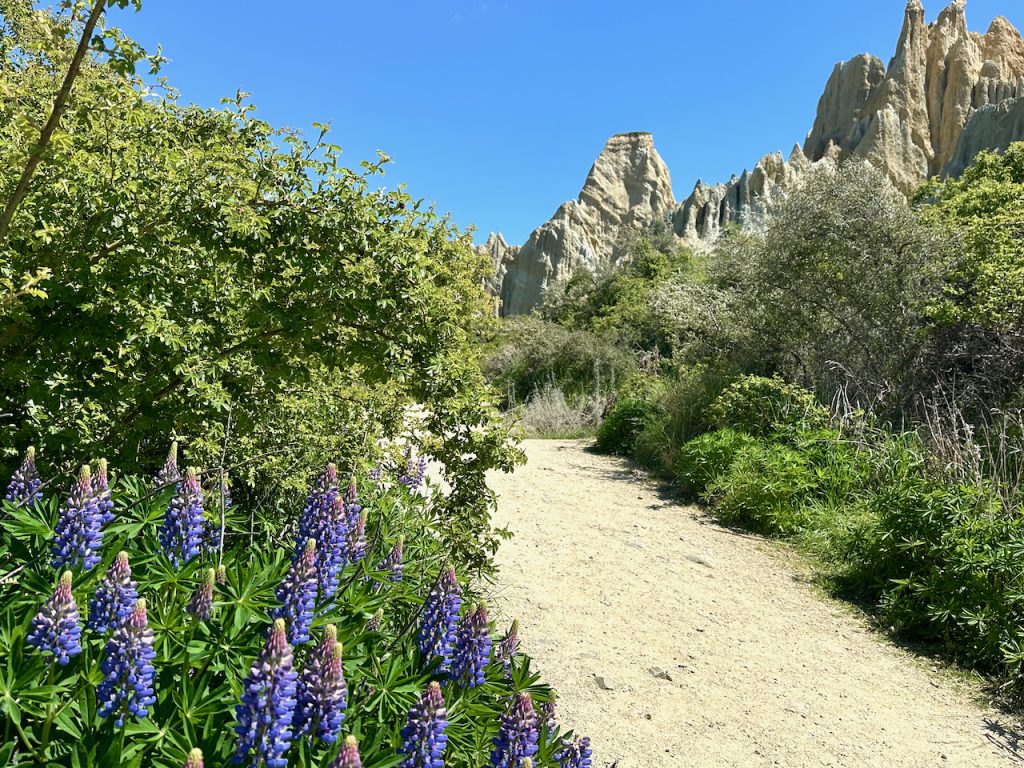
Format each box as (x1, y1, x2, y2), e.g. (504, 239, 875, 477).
(484, 1, 1024, 316)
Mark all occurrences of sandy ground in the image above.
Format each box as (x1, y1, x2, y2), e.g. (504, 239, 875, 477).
(487, 440, 1024, 768)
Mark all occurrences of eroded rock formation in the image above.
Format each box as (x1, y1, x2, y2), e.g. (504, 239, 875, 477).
(497, 132, 674, 316)
(491, 2, 1024, 315)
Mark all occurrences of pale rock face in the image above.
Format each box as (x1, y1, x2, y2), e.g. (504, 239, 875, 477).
(474, 232, 519, 295)
(497, 132, 674, 316)
(805, 54, 887, 162)
(489, 2, 1024, 315)
(942, 95, 1024, 177)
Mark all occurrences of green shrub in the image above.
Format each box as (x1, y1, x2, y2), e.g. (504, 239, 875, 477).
(710, 375, 829, 438)
(673, 428, 761, 496)
(596, 398, 655, 455)
(854, 439, 1024, 678)
(705, 441, 819, 534)
(594, 376, 664, 455)
(484, 316, 634, 405)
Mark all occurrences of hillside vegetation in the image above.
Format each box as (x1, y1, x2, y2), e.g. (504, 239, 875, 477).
(487, 152, 1024, 702)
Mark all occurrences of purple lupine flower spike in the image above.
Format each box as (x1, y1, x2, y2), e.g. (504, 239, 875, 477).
(398, 449, 427, 489)
(233, 618, 298, 768)
(365, 608, 384, 632)
(294, 625, 336, 734)
(398, 681, 449, 768)
(159, 467, 205, 568)
(94, 459, 115, 524)
(373, 537, 404, 591)
(346, 510, 366, 564)
(183, 748, 204, 768)
(155, 440, 180, 488)
(541, 701, 557, 732)
(295, 640, 347, 744)
(497, 620, 520, 677)
(27, 570, 82, 665)
(490, 692, 540, 767)
(554, 736, 593, 768)
(51, 465, 105, 571)
(369, 464, 383, 482)
(88, 551, 138, 634)
(97, 598, 157, 727)
(417, 566, 461, 674)
(452, 602, 492, 689)
(274, 538, 318, 644)
(324, 495, 349, 598)
(6, 446, 42, 505)
(294, 464, 344, 600)
(331, 735, 362, 768)
(187, 568, 216, 622)
(216, 564, 228, 585)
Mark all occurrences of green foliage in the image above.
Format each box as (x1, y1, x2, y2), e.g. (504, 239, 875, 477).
(594, 376, 664, 455)
(483, 316, 634, 406)
(0, 3, 520, 570)
(920, 142, 1024, 332)
(716, 161, 951, 409)
(704, 440, 819, 535)
(0, 459, 570, 766)
(672, 428, 759, 497)
(540, 237, 695, 356)
(710, 375, 829, 439)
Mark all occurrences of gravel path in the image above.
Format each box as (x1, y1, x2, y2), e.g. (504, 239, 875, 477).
(488, 439, 1024, 768)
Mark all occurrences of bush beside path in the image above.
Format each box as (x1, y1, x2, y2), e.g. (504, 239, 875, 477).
(490, 440, 1023, 768)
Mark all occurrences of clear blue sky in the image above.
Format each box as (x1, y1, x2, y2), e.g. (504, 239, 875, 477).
(109, 1, 1022, 245)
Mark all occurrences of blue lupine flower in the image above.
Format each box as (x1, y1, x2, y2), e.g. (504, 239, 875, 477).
(27, 570, 82, 665)
(51, 465, 105, 571)
(295, 636, 347, 744)
(398, 681, 449, 768)
(184, 748, 205, 768)
(274, 539, 318, 644)
(489, 692, 540, 767)
(232, 618, 298, 768)
(187, 568, 216, 622)
(159, 468, 205, 568)
(398, 449, 427, 489)
(368, 464, 383, 482)
(365, 608, 384, 632)
(94, 459, 115, 525)
(331, 735, 362, 768)
(155, 441, 180, 488)
(6, 446, 42, 505)
(88, 551, 138, 634)
(97, 598, 157, 727)
(451, 602, 492, 689)
(346, 510, 367, 564)
(554, 736, 593, 768)
(417, 566, 461, 674)
(373, 537, 404, 591)
(497, 620, 520, 677)
(541, 701, 557, 732)
(294, 464, 344, 600)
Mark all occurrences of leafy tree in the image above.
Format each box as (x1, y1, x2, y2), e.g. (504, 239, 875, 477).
(0, 2, 518, 571)
(920, 142, 1024, 331)
(717, 160, 952, 410)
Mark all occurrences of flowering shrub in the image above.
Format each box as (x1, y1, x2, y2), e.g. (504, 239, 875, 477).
(0, 447, 589, 766)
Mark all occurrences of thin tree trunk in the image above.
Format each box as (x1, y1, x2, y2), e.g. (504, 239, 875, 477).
(0, 0, 108, 243)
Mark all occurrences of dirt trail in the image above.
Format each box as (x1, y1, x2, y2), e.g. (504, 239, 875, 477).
(487, 440, 1023, 768)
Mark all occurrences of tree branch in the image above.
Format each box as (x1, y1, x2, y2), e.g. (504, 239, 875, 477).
(0, 0, 108, 244)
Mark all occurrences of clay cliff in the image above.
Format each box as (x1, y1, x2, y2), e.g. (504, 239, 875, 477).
(491, 1, 1024, 316)
(495, 132, 675, 316)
